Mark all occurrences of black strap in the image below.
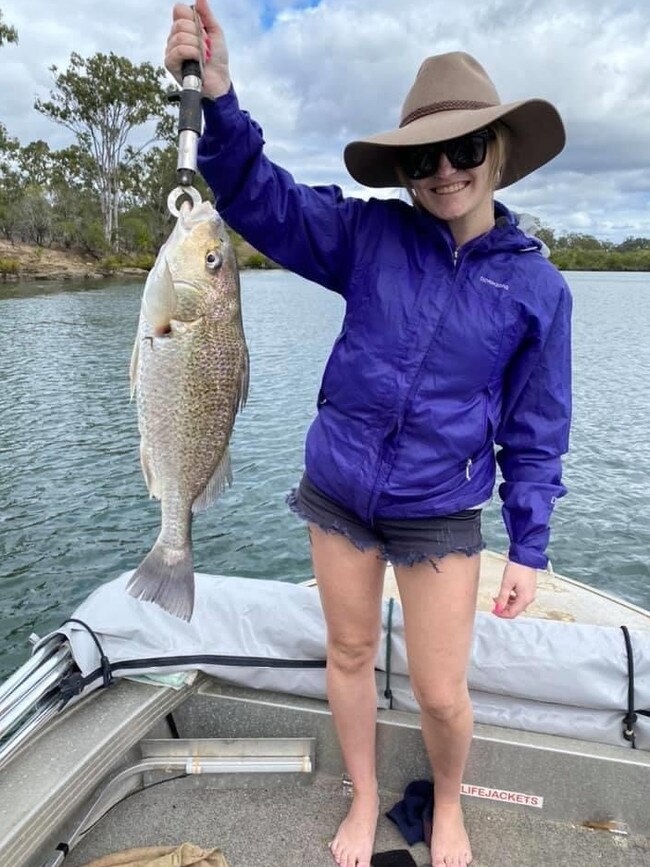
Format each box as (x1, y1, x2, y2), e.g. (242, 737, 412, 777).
(166, 712, 181, 739)
(384, 597, 395, 710)
(621, 625, 638, 748)
(58, 618, 114, 705)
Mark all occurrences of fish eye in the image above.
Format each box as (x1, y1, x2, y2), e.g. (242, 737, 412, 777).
(206, 250, 223, 271)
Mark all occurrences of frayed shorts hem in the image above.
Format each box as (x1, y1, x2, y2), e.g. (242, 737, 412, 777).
(286, 476, 485, 570)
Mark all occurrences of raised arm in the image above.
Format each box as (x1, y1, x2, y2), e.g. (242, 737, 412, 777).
(165, 0, 232, 100)
(165, 0, 368, 294)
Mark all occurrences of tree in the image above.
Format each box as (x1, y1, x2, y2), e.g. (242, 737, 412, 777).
(120, 143, 178, 247)
(556, 232, 603, 250)
(617, 236, 650, 253)
(17, 185, 51, 246)
(16, 140, 55, 187)
(49, 147, 105, 253)
(0, 123, 21, 241)
(0, 9, 18, 46)
(121, 142, 213, 250)
(532, 224, 555, 250)
(35, 52, 172, 249)
(0, 121, 18, 157)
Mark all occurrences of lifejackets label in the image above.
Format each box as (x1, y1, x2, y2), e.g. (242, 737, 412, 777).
(461, 783, 543, 808)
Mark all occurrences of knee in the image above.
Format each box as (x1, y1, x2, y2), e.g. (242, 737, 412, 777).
(414, 683, 470, 723)
(327, 634, 378, 675)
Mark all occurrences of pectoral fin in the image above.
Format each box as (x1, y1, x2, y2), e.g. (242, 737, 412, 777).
(129, 316, 142, 400)
(142, 256, 176, 332)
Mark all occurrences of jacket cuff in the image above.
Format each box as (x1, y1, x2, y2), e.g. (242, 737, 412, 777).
(201, 84, 242, 138)
(507, 544, 548, 570)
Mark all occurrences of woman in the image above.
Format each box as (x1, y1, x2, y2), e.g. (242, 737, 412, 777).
(165, 3, 572, 866)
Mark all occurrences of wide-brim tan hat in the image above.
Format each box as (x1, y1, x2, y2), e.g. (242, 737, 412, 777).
(344, 52, 565, 190)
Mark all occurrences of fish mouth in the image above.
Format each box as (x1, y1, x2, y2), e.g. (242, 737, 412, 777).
(170, 316, 204, 334)
(148, 316, 203, 338)
(170, 277, 222, 300)
(172, 278, 208, 292)
(178, 200, 219, 227)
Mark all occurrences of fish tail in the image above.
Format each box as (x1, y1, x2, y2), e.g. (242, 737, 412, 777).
(126, 540, 195, 621)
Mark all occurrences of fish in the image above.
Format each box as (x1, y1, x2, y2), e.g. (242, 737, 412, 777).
(127, 200, 249, 621)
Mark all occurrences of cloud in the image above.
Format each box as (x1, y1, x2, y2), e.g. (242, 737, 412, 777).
(1, 0, 649, 240)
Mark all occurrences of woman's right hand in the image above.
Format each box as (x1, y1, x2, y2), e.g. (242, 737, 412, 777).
(165, 0, 231, 99)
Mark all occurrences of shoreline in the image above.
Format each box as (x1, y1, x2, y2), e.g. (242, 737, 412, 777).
(0, 238, 278, 283)
(0, 266, 275, 284)
(1, 239, 648, 284)
(0, 239, 141, 283)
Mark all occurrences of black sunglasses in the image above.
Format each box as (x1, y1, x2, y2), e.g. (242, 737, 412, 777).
(400, 129, 496, 180)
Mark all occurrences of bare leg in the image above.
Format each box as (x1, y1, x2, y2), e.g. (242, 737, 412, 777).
(309, 525, 386, 867)
(394, 553, 480, 867)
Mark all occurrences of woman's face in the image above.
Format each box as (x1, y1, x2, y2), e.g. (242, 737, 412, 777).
(410, 148, 495, 230)
(409, 144, 494, 244)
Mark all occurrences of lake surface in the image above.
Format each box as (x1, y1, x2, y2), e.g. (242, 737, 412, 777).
(1, 270, 649, 679)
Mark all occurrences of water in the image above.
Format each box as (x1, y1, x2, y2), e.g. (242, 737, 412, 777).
(1, 270, 649, 679)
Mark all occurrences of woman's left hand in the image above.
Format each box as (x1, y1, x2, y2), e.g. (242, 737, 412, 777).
(492, 562, 537, 618)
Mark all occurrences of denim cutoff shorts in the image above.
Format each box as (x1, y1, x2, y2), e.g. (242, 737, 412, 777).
(287, 473, 485, 569)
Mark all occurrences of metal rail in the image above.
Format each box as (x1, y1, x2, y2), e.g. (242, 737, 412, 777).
(0, 699, 61, 771)
(40, 738, 315, 867)
(0, 636, 75, 770)
(0, 650, 71, 737)
(0, 636, 63, 707)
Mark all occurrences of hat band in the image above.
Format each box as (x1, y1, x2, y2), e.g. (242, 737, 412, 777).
(400, 100, 496, 128)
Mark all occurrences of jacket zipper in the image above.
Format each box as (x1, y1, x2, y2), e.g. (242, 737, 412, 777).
(365, 246, 468, 523)
(367, 247, 480, 526)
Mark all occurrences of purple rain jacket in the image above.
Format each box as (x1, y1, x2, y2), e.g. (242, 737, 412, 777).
(197, 88, 572, 570)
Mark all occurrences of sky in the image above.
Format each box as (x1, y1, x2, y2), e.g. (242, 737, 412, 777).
(1, 0, 649, 241)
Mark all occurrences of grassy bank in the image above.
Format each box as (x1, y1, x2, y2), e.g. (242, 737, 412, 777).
(550, 249, 650, 271)
(3, 239, 649, 283)
(0, 233, 278, 282)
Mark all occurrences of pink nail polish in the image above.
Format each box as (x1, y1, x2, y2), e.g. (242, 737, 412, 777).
(493, 603, 503, 615)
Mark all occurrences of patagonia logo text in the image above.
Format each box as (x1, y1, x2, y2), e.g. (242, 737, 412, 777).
(480, 276, 509, 291)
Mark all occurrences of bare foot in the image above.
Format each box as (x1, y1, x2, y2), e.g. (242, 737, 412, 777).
(329, 789, 380, 867)
(431, 801, 472, 867)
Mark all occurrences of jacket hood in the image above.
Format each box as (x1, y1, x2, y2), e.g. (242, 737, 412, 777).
(419, 200, 545, 260)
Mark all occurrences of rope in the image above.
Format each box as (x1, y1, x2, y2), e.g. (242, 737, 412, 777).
(400, 100, 494, 127)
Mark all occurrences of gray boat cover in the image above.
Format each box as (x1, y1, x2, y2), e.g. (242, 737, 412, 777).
(41, 571, 650, 751)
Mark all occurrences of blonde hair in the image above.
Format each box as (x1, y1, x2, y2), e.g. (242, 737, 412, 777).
(488, 121, 510, 188)
(397, 123, 510, 208)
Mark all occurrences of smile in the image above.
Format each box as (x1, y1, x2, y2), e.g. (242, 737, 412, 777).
(432, 181, 469, 195)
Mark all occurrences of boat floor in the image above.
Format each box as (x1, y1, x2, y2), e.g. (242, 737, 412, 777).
(63, 772, 650, 867)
